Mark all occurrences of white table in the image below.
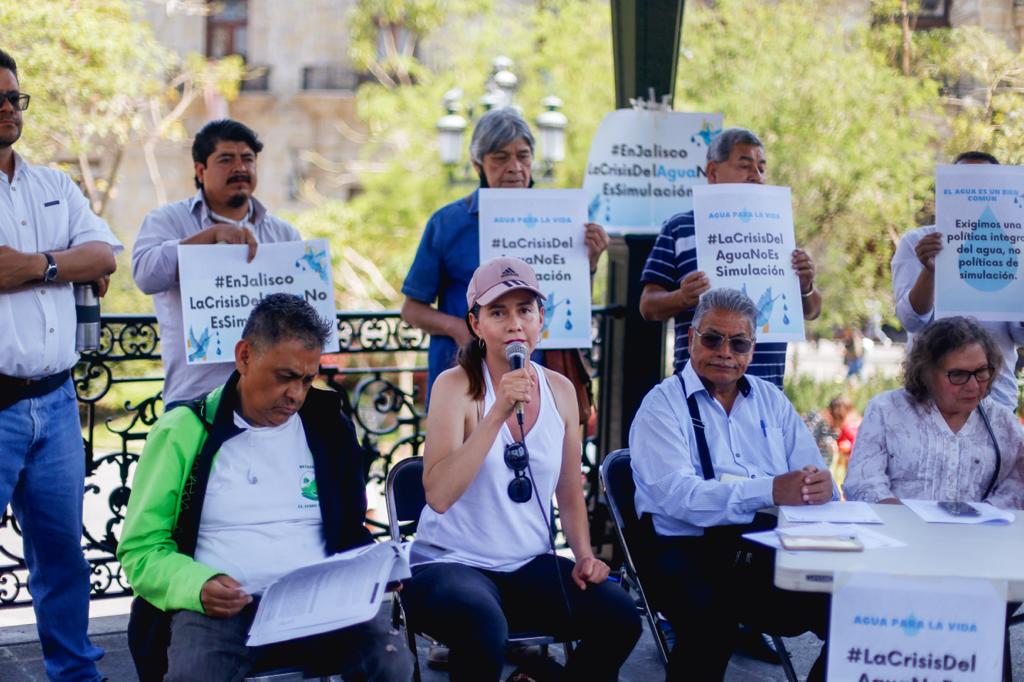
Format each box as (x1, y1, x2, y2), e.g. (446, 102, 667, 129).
(774, 503, 1024, 600)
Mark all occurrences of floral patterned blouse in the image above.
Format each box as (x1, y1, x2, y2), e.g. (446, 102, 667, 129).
(843, 389, 1024, 509)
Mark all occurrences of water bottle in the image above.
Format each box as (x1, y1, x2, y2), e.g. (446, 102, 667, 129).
(74, 283, 100, 352)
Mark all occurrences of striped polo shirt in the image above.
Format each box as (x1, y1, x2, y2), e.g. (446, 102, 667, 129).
(640, 210, 788, 388)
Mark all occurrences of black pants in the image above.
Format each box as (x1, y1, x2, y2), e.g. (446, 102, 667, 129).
(649, 520, 830, 681)
(401, 555, 642, 681)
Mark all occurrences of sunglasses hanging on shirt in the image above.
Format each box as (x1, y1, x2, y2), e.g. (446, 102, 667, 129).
(504, 441, 532, 503)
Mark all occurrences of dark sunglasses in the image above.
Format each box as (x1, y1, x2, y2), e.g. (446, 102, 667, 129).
(946, 366, 995, 386)
(693, 328, 754, 354)
(0, 91, 30, 112)
(504, 441, 532, 503)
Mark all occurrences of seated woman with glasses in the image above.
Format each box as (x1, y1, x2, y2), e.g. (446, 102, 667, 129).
(400, 257, 640, 681)
(844, 316, 1024, 508)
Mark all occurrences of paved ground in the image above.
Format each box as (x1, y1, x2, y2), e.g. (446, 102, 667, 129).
(2, 612, 1022, 681)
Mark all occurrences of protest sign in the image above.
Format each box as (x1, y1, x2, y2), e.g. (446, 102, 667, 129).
(935, 164, 1024, 321)
(178, 239, 339, 364)
(828, 572, 1005, 682)
(479, 189, 591, 349)
(582, 109, 723, 233)
(693, 184, 804, 342)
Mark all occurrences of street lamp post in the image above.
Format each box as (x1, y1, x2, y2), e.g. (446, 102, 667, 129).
(435, 56, 567, 184)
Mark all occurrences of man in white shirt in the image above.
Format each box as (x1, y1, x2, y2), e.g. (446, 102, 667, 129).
(132, 119, 302, 408)
(892, 151, 1024, 411)
(629, 288, 834, 681)
(0, 48, 120, 682)
(117, 294, 413, 681)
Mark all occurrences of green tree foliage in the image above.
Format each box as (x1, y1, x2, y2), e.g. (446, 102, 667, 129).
(678, 0, 939, 328)
(940, 26, 1024, 165)
(0, 0, 244, 215)
(302, 0, 614, 309)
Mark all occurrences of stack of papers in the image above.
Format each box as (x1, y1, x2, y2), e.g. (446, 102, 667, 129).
(902, 499, 1015, 525)
(743, 522, 905, 551)
(779, 501, 883, 524)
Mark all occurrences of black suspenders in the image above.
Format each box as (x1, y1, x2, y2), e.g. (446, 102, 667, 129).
(678, 373, 716, 482)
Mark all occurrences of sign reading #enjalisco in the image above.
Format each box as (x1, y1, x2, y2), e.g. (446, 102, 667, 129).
(177, 239, 339, 364)
(582, 109, 723, 233)
(478, 188, 591, 350)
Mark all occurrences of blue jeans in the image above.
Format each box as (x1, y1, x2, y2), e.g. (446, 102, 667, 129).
(0, 378, 104, 681)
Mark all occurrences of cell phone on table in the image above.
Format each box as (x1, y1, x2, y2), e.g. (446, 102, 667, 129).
(937, 500, 980, 517)
(778, 535, 864, 552)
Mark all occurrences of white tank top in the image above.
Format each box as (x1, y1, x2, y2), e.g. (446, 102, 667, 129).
(416, 361, 565, 572)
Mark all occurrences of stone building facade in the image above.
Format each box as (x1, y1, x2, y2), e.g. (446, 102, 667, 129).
(105, 0, 365, 242)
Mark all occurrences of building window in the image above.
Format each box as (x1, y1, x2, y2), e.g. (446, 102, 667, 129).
(207, 0, 249, 60)
(916, 0, 949, 29)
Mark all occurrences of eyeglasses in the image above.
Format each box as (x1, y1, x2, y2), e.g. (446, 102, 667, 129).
(946, 366, 995, 385)
(693, 328, 754, 354)
(504, 441, 532, 503)
(0, 91, 30, 112)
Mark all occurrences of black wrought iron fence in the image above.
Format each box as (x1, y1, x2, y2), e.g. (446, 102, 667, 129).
(0, 307, 620, 608)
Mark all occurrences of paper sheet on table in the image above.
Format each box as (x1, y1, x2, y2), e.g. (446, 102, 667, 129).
(247, 541, 411, 647)
(778, 501, 882, 524)
(743, 523, 905, 550)
(902, 499, 1014, 525)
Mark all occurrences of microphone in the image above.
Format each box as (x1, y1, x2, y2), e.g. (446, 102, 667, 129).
(505, 341, 528, 421)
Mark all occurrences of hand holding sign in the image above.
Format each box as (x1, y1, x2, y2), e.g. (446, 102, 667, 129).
(935, 164, 1024, 321)
(693, 184, 805, 342)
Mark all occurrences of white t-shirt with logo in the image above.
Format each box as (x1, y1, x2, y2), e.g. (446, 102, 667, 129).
(194, 412, 327, 594)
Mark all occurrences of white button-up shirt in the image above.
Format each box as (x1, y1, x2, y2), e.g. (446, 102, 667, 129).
(892, 225, 1024, 410)
(0, 154, 123, 378)
(131, 191, 301, 404)
(844, 389, 1024, 508)
(629, 361, 832, 537)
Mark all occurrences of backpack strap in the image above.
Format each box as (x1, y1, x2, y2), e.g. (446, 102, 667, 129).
(172, 394, 218, 558)
(678, 373, 716, 481)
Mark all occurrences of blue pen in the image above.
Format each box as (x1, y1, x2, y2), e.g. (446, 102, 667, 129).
(760, 419, 767, 438)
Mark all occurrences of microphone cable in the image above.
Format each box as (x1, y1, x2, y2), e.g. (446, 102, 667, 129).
(516, 405, 575, 632)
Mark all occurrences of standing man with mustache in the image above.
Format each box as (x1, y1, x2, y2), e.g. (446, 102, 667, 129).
(0, 48, 120, 681)
(133, 119, 302, 409)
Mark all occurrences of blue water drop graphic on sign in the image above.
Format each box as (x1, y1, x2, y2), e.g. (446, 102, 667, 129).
(959, 206, 1018, 292)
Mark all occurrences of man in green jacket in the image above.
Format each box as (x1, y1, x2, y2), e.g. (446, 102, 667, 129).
(117, 293, 413, 681)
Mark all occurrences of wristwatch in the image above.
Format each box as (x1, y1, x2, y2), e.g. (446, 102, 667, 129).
(42, 252, 57, 283)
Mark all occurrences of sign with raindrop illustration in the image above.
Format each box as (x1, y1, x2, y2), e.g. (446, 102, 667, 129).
(479, 189, 592, 349)
(935, 164, 1024, 322)
(693, 184, 805, 342)
(177, 239, 339, 364)
(582, 109, 723, 234)
(827, 572, 1005, 682)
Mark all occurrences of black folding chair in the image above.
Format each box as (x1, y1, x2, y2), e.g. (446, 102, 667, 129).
(599, 448, 798, 682)
(385, 456, 574, 681)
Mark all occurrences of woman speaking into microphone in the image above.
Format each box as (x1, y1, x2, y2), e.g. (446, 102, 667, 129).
(401, 257, 640, 681)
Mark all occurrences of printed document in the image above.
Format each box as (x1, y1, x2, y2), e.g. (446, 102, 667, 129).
(247, 540, 411, 646)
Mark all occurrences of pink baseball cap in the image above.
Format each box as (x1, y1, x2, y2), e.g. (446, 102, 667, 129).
(466, 256, 546, 308)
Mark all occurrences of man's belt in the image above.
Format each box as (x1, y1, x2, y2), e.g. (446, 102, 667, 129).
(0, 370, 72, 411)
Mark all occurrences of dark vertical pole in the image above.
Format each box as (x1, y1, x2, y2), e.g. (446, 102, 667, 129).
(610, 0, 685, 110)
(598, 0, 686, 454)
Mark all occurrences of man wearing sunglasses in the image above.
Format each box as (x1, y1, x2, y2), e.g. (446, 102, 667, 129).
(639, 127, 822, 389)
(630, 288, 835, 681)
(0, 48, 121, 681)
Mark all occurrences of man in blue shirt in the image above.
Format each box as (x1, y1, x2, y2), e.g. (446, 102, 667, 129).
(402, 108, 608, 399)
(638, 128, 822, 388)
(630, 288, 833, 681)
